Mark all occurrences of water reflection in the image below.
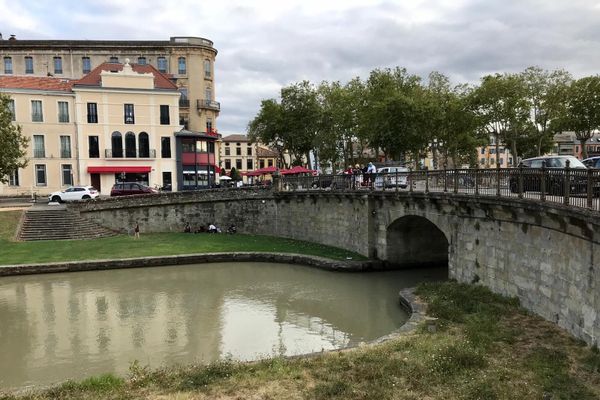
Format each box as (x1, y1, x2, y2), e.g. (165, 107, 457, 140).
(0, 262, 446, 389)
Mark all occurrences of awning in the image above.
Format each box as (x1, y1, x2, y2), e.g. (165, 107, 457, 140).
(87, 166, 152, 174)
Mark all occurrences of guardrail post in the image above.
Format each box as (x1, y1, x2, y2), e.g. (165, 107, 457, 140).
(518, 164, 524, 199)
(496, 164, 501, 197)
(564, 160, 570, 206)
(540, 161, 546, 202)
(395, 170, 399, 193)
(443, 164, 448, 192)
(453, 168, 459, 194)
(409, 167, 414, 193)
(587, 168, 593, 209)
(474, 164, 479, 196)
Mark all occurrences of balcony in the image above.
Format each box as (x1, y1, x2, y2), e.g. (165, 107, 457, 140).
(197, 99, 220, 112)
(105, 149, 156, 158)
(179, 99, 190, 108)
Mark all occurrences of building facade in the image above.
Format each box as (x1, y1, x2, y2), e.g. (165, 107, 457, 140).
(0, 35, 218, 134)
(0, 61, 203, 196)
(220, 134, 278, 182)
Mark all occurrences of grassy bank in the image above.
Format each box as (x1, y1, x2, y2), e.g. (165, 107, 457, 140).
(0, 211, 365, 265)
(1, 282, 598, 399)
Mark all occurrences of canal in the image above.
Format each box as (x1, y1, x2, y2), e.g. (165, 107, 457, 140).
(0, 262, 446, 389)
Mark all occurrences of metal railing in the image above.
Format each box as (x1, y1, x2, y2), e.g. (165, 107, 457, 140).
(197, 99, 220, 111)
(105, 149, 156, 158)
(278, 166, 600, 211)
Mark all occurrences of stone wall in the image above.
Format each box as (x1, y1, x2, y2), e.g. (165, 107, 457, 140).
(70, 189, 599, 346)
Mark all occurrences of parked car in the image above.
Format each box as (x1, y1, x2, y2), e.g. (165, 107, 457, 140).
(48, 186, 99, 203)
(375, 166, 409, 188)
(110, 182, 158, 197)
(509, 155, 588, 195)
(582, 156, 600, 169)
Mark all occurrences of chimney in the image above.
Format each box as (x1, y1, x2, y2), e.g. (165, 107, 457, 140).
(9, 34, 16, 41)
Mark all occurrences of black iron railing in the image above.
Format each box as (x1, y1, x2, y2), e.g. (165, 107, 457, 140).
(277, 166, 600, 211)
(105, 149, 156, 158)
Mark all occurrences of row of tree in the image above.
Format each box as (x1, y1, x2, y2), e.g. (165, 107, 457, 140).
(247, 67, 600, 172)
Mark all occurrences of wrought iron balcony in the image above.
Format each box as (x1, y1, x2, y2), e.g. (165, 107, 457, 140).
(105, 149, 156, 158)
(197, 99, 220, 111)
(179, 99, 190, 108)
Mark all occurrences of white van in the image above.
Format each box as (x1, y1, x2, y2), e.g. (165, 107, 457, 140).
(375, 166, 409, 189)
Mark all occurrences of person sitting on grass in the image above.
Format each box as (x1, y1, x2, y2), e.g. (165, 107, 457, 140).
(208, 223, 218, 233)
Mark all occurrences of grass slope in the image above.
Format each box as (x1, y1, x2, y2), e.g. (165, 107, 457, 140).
(0, 211, 365, 265)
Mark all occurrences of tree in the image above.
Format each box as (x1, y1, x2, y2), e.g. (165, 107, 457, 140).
(556, 76, 600, 159)
(0, 93, 29, 183)
(248, 99, 287, 167)
(468, 73, 531, 165)
(229, 167, 242, 181)
(520, 66, 572, 156)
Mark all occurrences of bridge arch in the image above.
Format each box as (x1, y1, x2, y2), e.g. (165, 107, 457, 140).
(386, 215, 448, 268)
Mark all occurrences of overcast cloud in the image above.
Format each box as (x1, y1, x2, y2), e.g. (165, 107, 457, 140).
(1, 0, 599, 134)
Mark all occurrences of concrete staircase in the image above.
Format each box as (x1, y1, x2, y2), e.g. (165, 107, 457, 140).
(19, 206, 117, 241)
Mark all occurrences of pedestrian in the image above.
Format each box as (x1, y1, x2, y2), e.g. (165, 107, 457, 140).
(134, 222, 140, 239)
(184, 222, 191, 233)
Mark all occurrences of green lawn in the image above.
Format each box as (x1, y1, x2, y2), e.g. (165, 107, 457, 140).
(0, 211, 365, 265)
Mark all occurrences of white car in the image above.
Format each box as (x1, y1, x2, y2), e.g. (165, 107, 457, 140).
(48, 186, 99, 203)
(375, 166, 409, 189)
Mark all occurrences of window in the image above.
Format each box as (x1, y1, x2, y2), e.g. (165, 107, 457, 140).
(247, 159, 253, 170)
(33, 135, 45, 158)
(89, 136, 99, 158)
(3, 57, 12, 74)
(138, 132, 149, 158)
(205, 87, 212, 101)
(509, 157, 514, 166)
(161, 137, 171, 158)
(87, 102, 98, 123)
(31, 100, 43, 122)
(35, 164, 47, 186)
(24, 56, 33, 74)
(259, 160, 265, 169)
(225, 159, 231, 169)
(491, 158, 496, 165)
(490, 148, 496, 154)
(247, 146, 252, 156)
(499, 148, 506, 154)
(162, 172, 172, 189)
(53, 57, 62, 74)
(236, 159, 242, 170)
(480, 148, 485, 154)
(9, 169, 19, 186)
(7, 99, 15, 121)
(109, 56, 119, 63)
(206, 118, 213, 133)
(137, 57, 146, 65)
(178, 57, 186, 74)
(480, 158, 486, 165)
(111, 131, 123, 157)
(160, 105, 170, 125)
(62, 164, 73, 186)
(60, 136, 71, 158)
(125, 132, 136, 157)
(499, 158, 504, 165)
(157, 56, 167, 72)
(204, 59, 211, 78)
(225, 147, 230, 156)
(268, 159, 273, 167)
(58, 101, 69, 123)
(124, 104, 135, 124)
(236, 147, 241, 156)
(82, 57, 91, 74)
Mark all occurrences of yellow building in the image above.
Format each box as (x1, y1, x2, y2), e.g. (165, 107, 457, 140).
(0, 35, 218, 134)
(0, 60, 182, 195)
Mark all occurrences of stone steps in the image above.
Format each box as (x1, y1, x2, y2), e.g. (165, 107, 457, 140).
(19, 209, 117, 241)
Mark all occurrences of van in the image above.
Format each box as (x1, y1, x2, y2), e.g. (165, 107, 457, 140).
(375, 166, 409, 188)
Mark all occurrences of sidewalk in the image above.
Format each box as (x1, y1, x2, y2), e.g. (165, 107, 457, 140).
(0, 197, 36, 211)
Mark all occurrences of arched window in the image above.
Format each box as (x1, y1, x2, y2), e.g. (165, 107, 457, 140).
(125, 131, 136, 158)
(138, 132, 149, 158)
(111, 131, 123, 158)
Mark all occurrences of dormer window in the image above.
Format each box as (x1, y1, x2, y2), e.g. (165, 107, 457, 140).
(109, 56, 119, 63)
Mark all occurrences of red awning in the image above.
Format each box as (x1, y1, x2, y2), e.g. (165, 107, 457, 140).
(87, 166, 152, 174)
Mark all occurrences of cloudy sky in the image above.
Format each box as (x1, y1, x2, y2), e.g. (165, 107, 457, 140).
(1, 0, 599, 134)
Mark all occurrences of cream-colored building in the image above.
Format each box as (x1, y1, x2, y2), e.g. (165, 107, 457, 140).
(220, 134, 279, 182)
(0, 35, 218, 134)
(0, 61, 181, 196)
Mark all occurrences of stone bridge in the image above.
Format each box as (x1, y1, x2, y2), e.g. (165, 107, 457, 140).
(70, 187, 599, 346)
